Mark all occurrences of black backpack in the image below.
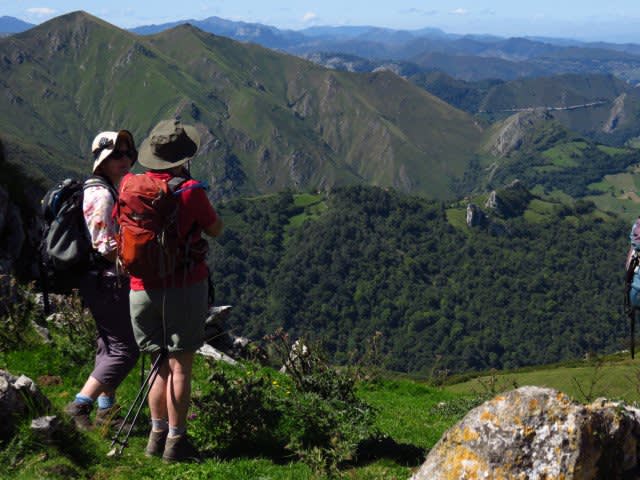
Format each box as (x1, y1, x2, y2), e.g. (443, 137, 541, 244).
(39, 176, 116, 296)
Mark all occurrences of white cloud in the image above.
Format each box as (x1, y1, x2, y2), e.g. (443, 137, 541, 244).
(26, 7, 56, 17)
(302, 11, 317, 23)
(451, 8, 468, 15)
(400, 8, 439, 16)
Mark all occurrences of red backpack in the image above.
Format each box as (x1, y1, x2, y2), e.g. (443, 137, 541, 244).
(116, 173, 207, 280)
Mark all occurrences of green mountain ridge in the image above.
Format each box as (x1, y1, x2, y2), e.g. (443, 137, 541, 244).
(0, 11, 483, 199)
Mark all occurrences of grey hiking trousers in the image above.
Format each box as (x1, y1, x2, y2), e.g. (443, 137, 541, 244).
(79, 271, 140, 389)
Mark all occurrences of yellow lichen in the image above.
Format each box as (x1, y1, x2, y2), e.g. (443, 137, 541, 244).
(462, 427, 480, 442)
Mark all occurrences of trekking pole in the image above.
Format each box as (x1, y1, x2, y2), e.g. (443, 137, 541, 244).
(632, 308, 636, 360)
(107, 349, 167, 457)
(139, 354, 145, 388)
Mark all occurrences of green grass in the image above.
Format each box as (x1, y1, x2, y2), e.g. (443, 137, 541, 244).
(541, 141, 587, 168)
(284, 194, 328, 239)
(583, 168, 640, 222)
(444, 355, 640, 404)
(522, 198, 561, 223)
(597, 145, 631, 156)
(445, 208, 468, 229)
(7, 309, 640, 478)
(1, 341, 469, 479)
(293, 193, 323, 208)
(358, 379, 475, 449)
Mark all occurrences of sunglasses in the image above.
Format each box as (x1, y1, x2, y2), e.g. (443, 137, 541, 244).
(109, 150, 136, 160)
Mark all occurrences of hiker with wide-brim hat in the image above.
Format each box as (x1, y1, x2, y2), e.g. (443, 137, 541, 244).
(123, 119, 223, 462)
(64, 129, 140, 431)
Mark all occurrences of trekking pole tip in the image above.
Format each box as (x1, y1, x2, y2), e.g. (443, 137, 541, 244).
(106, 447, 120, 458)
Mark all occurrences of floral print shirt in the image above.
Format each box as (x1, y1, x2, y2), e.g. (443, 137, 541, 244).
(83, 185, 117, 256)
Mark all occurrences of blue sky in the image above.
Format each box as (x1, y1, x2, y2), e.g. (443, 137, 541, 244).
(4, 0, 640, 42)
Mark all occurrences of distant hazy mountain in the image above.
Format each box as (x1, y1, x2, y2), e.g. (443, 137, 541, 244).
(130, 16, 305, 48)
(0, 16, 34, 35)
(130, 16, 640, 82)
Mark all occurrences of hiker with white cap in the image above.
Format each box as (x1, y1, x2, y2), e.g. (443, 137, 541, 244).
(118, 119, 223, 462)
(64, 130, 140, 430)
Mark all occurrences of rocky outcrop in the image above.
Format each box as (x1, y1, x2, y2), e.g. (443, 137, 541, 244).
(466, 203, 486, 227)
(484, 179, 532, 218)
(411, 386, 640, 480)
(0, 184, 25, 274)
(0, 370, 50, 441)
(603, 93, 627, 133)
(487, 110, 551, 157)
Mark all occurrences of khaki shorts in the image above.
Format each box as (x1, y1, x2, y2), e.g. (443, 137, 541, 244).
(129, 280, 207, 353)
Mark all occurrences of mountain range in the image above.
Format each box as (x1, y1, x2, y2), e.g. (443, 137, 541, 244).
(129, 16, 640, 83)
(7, 14, 640, 82)
(2, 11, 640, 213)
(0, 11, 483, 200)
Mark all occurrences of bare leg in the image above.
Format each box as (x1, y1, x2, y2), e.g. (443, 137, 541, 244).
(166, 352, 194, 430)
(148, 353, 169, 423)
(78, 376, 113, 400)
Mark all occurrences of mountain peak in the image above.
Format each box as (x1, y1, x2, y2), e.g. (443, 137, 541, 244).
(27, 10, 124, 35)
(0, 16, 34, 34)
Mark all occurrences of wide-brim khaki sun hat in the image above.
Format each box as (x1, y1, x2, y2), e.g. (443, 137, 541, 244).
(91, 130, 137, 173)
(138, 119, 200, 170)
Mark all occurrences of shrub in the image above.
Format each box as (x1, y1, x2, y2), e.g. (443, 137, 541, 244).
(45, 291, 96, 366)
(191, 331, 378, 474)
(0, 279, 40, 352)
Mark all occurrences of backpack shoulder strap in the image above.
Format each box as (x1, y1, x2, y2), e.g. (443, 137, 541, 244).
(167, 176, 189, 193)
(84, 175, 117, 201)
(168, 177, 209, 196)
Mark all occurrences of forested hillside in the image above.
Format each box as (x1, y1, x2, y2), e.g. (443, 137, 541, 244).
(209, 186, 628, 374)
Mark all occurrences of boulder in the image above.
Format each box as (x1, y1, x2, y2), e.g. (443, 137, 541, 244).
(31, 415, 61, 444)
(411, 386, 640, 480)
(0, 370, 51, 441)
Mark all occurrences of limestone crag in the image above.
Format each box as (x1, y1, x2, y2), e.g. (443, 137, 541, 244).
(487, 110, 551, 157)
(603, 93, 627, 133)
(466, 203, 486, 227)
(411, 386, 640, 480)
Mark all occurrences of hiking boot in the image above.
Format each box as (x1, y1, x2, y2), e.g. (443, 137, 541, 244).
(162, 434, 201, 463)
(94, 404, 127, 430)
(64, 401, 93, 431)
(145, 430, 169, 458)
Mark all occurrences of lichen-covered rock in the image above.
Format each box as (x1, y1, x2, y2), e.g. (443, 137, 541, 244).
(411, 386, 640, 480)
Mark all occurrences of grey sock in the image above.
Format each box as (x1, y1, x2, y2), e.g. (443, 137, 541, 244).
(151, 418, 168, 432)
(168, 425, 186, 437)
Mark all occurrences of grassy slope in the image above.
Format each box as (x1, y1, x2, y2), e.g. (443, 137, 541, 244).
(0, 12, 482, 200)
(5, 332, 640, 478)
(1, 344, 470, 479)
(445, 353, 640, 404)
(147, 26, 483, 198)
(479, 74, 628, 112)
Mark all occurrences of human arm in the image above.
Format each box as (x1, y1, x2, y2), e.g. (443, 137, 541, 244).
(83, 186, 118, 263)
(631, 217, 640, 251)
(182, 181, 223, 238)
(203, 217, 223, 238)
